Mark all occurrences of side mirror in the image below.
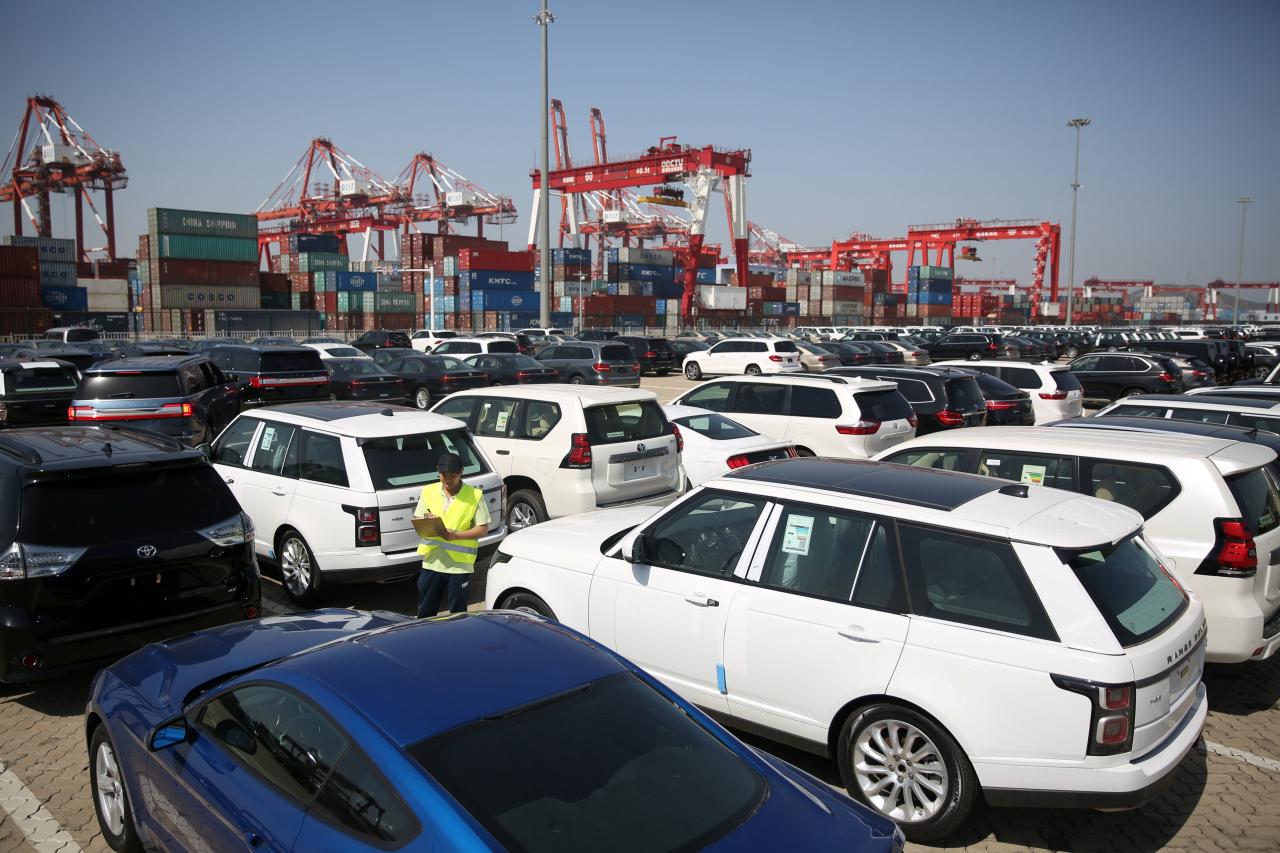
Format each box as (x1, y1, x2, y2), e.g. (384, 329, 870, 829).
(629, 534, 649, 565)
(149, 717, 191, 751)
(196, 443, 212, 462)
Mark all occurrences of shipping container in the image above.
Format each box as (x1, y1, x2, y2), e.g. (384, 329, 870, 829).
(550, 247, 591, 265)
(288, 233, 341, 254)
(156, 234, 258, 262)
(607, 247, 674, 266)
(210, 310, 323, 335)
(335, 271, 378, 292)
(148, 208, 258, 240)
(458, 248, 536, 273)
(152, 258, 259, 288)
(459, 270, 536, 290)
(0, 246, 40, 277)
(2, 236, 76, 264)
(470, 290, 541, 312)
(296, 252, 348, 273)
(697, 285, 747, 311)
(40, 285, 88, 311)
(373, 291, 415, 313)
(0, 277, 42, 308)
(160, 285, 261, 309)
(39, 261, 78, 287)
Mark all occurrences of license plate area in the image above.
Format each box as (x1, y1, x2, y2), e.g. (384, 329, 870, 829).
(623, 460, 653, 481)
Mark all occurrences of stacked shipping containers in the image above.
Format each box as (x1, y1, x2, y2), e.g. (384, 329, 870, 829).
(4, 236, 84, 312)
(0, 243, 51, 336)
(906, 266, 953, 323)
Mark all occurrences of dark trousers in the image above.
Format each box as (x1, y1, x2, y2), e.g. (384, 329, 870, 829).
(416, 569, 469, 618)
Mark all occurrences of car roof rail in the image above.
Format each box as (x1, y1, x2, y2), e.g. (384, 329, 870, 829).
(0, 435, 41, 465)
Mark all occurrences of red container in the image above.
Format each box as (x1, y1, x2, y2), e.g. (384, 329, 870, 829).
(0, 246, 39, 278)
(322, 293, 337, 314)
(458, 248, 535, 273)
(0, 307, 53, 335)
(432, 235, 507, 262)
(96, 261, 130, 278)
(0, 277, 42, 307)
(289, 273, 313, 293)
(259, 272, 290, 293)
(155, 259, 259, 288)
(378, 313, 414, 330)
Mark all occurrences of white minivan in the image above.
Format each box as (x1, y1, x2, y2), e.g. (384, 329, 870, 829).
(486, 458, 1207, 841)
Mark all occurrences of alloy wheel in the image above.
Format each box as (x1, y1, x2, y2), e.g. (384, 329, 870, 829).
(281, 537, 312, 598)
(853, 719, 950, 823)
(95, 742, 125, 837)
(415, 387, 431, 409)
(508, 502, 539, 531)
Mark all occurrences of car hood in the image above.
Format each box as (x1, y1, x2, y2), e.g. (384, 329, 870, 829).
(500, 505, 664, 572)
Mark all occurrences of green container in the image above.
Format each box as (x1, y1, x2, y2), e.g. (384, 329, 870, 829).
(918, 266, 954, 280)
(375, 292, 415, 313)
(297, 253, 347, 273)
(148, 208, 258, 240)
(156, 234, 259, 262)
(313, 272, 334, 293)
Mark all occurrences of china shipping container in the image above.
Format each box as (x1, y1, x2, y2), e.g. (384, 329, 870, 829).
(148, 208, 258, 240)
(156, 234, 258, 262)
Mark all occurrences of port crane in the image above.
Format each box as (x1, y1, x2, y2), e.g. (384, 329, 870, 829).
(394, 153, 517, 239)
(1, 95, 127, 260)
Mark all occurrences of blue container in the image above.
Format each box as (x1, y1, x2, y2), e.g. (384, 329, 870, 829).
(551, 248, 591, 265)
(654, 280, 685, 299)
(41, 285, 88, 311)
(617, 263, 674, 283)
(550, 312, 574, 327)
(919, 292, 953, 305)
(39, 261, 78, 287)
(655, 300, 666, 315)
(783, 302, 801, 316)
(335, 271, 378, 292)
(460, 270, 536, 291)
(289, 234, 341, 254)
(473, 290, 541, 312)
(695, 268, 716, 284)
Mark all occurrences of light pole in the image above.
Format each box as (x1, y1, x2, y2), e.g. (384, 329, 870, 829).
(1065, 117, 1091, 327)
(534, 1, 554, 329)
(577, 273, 585, 333)
(1234, 196, 1253, 324)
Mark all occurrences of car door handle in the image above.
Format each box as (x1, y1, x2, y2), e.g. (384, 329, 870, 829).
(496, 449, 510, 455)
(271, 489, 288, 497)
(223, 478, 234, 485)
(684, 593, 719, 607)
(837, 624, 879, 643)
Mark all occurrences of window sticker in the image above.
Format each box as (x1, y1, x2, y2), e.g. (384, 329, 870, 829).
(494, 410, 510, 432)
(1020, 464, 1047, 486)
(261, 427, 276, 450)
(781, 515, 814, 556)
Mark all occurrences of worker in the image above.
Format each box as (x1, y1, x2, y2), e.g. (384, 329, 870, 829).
(414, 452, 490, 618)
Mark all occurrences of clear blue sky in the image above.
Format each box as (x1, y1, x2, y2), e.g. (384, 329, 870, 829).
(1, 0, 1275, 286)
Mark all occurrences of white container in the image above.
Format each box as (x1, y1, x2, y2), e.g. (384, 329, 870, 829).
(616, 247, 673, 266)
(41, 144, 88, 166)
(339, 178, 374, 197)
(785, 270, 813, 286)
(822, 269, 865, 286)
(697, 285, 746, 311)
(446, 190, 480, 207)
(83, 278, 129, 296)
(87, 294, 129, 312)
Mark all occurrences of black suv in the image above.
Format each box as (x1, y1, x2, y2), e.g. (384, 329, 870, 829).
(0, 358, 82, 429)
(923, 333, 1009, 361)
(827, 365, 988, 433)
(613, 336, 677, 376)
(1126, 339, 1230, 381)
(1067, 352, 1184, 402)
(206, 345, 330, 408)
(350, 330, 412, 353)
(0, 426, 260, 682)
(70, 355, 241, 446)
(380, 353, 489, 409)
(944, 366, 1036, 426)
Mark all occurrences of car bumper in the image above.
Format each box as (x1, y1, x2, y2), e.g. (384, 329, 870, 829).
(980, 682, 1207, 810)
(545, 477, 683, 519)
(1197, 585, 1280, 663)
(0, 585, 261, 683)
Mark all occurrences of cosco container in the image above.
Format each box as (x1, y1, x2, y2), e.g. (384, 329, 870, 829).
(2, 235, 76, 264)
(156, 234, 258, 263)
(38, 262, 78, 287)
(148, 208, 258, 240)
(160, 285, 262, 308)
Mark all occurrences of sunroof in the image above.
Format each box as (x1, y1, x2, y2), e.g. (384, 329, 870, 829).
(728, 458, 1002, 511)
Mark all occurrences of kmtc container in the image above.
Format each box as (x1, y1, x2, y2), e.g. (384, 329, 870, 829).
(148, 208, 258, 240)
(156, 234, 259, 262)
(459, 270, 536, 290)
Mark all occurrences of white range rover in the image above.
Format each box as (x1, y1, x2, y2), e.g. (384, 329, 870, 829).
(485, 458, 1207, 840)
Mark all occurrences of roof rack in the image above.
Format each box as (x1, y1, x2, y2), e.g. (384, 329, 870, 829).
(0, 435, 41, 465)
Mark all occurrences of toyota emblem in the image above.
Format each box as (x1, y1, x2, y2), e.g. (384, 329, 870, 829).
(137, 545, 157, 559)
(637, 443, 646, 453)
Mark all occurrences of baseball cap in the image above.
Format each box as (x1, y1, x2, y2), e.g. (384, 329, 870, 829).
(436, 452, 463, 474)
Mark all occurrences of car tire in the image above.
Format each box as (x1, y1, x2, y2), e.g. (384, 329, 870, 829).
(414, 386, 432, 409)
(1120, 386, 1146, 399)
(507, 489, 548, 531)
(685, 362, 703, 380)
(498, 590, 557, 620)
(569, 375, 585, 385)
(90, 725, 142, 853)
(837, 703, 977, 843)
(1256, 366, 1270, 379)
(745, 364, 763, 376)
(279, 529, 323, 606)
(966, 351, 982, 361)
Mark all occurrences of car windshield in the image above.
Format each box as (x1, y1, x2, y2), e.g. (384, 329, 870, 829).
(20, 464, 239, 547)
(79, 372, 182, 399)
(1062, 536, 1187, 648)
(62, 329, 100, 343)
(2, 365, 79, 393)
(259, 351, 323, 373)
(407, 672, 766, 853)
(361, 429, 486, 489)
(585, 400, 669, 444)
(675, 412, 757, 440)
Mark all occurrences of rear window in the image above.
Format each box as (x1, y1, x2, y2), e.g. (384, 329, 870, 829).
(2, 366, 79, 393)
(1051, 370, 1083, 392)
(435, 356, 470, 372)
(675, 413, 757, 440)
(1063, 537, 1188, 647)
(79, 372, 182, 400)
(330, 360, 387, 377)
(945, 377, 986, 411)
(648, 339, 673, 351)
(20, 464, 239, 546)
(488, 340, 519, 354)
(600, 344, 635, 362)
(771, 341, 798, 353)
(1225, 469, 1280, 537)
(585, 400, 669, 444)
(387, 333, 411, 347)
(259, 351, 324, 373)
(361, 430, 486, 490)
(62, 329, 100, 343)
(408, 672, 766, 853)
(323, 346, 364, 358)
(855, 389, 914, 422)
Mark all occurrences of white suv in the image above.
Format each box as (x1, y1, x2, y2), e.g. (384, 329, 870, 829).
(672, 374, 917, 459)
(431, 385, 683, 530)
(1095, 392, 1280, 433)
(486, 458, 1207, 840)
(410, 329, 459, 352)
(210, 401, 506, 604)
(878, 426, 1280, 663)
(683, 337, 802, 379)
(933, 359, 1085, 423)
(431, 337, 519, 356)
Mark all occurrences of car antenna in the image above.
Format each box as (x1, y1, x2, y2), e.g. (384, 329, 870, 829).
(998, 483, 1029, 498)
(101, 441, 113, 456)
(381, 408, 396, 416)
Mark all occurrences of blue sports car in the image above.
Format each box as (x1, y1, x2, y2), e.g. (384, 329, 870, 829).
(86, 609, 904, 852)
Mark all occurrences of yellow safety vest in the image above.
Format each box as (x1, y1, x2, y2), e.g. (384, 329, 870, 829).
(415, 482, 481, 570)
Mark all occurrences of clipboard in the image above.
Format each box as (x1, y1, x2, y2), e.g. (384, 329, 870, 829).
(412, 514, 447, 538)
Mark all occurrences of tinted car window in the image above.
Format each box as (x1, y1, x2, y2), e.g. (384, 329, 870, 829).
(1063, 537, 1187, 647)
(433, 397, 478, 423)
(260, 351, 324, 372)
(886, 377, 933, 404)
(856, 389, 914, 422)
(475, 399, 520, 437)
(674, 413, 756, 440)
(409, 672, 765, 853)
(1226, 468, 1280, 536)
(488, 340, 518, 354)
(214, 417, 261, 467)
(646, 492, 766, 576)
(300, 432, 348, 487)
(1051, 370, 1083, 392)
(312, 747, 416, 844)
(600, 344, 635, 362)
(733, 383, 788, 416)
(585, 401, 669, 443)
(1001, 367, 1041, 389)
(20, 464, 240, 546)
(852, 523, 906, 611)
(2, 365, 79, 392)
(680, 383, 732, 412)
(519, 401, 562, 440)
(788, 385, 841, 418)
(362, 430, 485, 490)
(945, 377, 985, 410)
(1082, 459, 1179, 518)
(79, 372, 182, 399)
(772, 341, 798, 353)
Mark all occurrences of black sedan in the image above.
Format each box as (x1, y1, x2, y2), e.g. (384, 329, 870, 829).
(813, 341, 874, 366)
(464, 353, 559, 386)
(667, 339, 709, 365)
(381, 354, 488, 410)
(323, 358, 405, 404)
(947, 366, 1036, 426)
(371, 347, 419, 367)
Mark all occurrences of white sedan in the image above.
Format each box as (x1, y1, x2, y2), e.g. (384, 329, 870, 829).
(303, 343, 373, 360)
(663, 404, 795, 487)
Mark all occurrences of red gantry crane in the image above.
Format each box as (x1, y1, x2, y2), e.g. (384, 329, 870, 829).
(1, 95, 128, 261)
(394, 153, 517, 239)
(531, 132, 750, 316)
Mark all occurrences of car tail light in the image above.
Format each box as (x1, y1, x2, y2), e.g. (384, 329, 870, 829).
(591, 362, 611, 373)
(986, 399, 1020, 411)
(561, 432, 593, 468)
(342, 506, 381, 547)
(987, 342, 998, 350)
(907, 413, 919, 429)
(248, 375, 264, 389)
(935, 408, 966, 427)
(1198, 517, 1257, 578)
(726, 453, 752, 469)
(911, 351, 923, 357)
(671, 422, 683, 453)
(1039, 389, 1069, 400)
(516, 371, 531, 380)
(785, 446, 799, 458)
(198, 513, 255, 547)
(1192, 370, 1207, 378)
(1052, 674, 1136, 755)
(769, 354, 784, 362)
(645, 350, 656, 358)
(0, 542, 89, 580)
(836, 420, 880, 436)
(1158, 372, 1176, 383)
